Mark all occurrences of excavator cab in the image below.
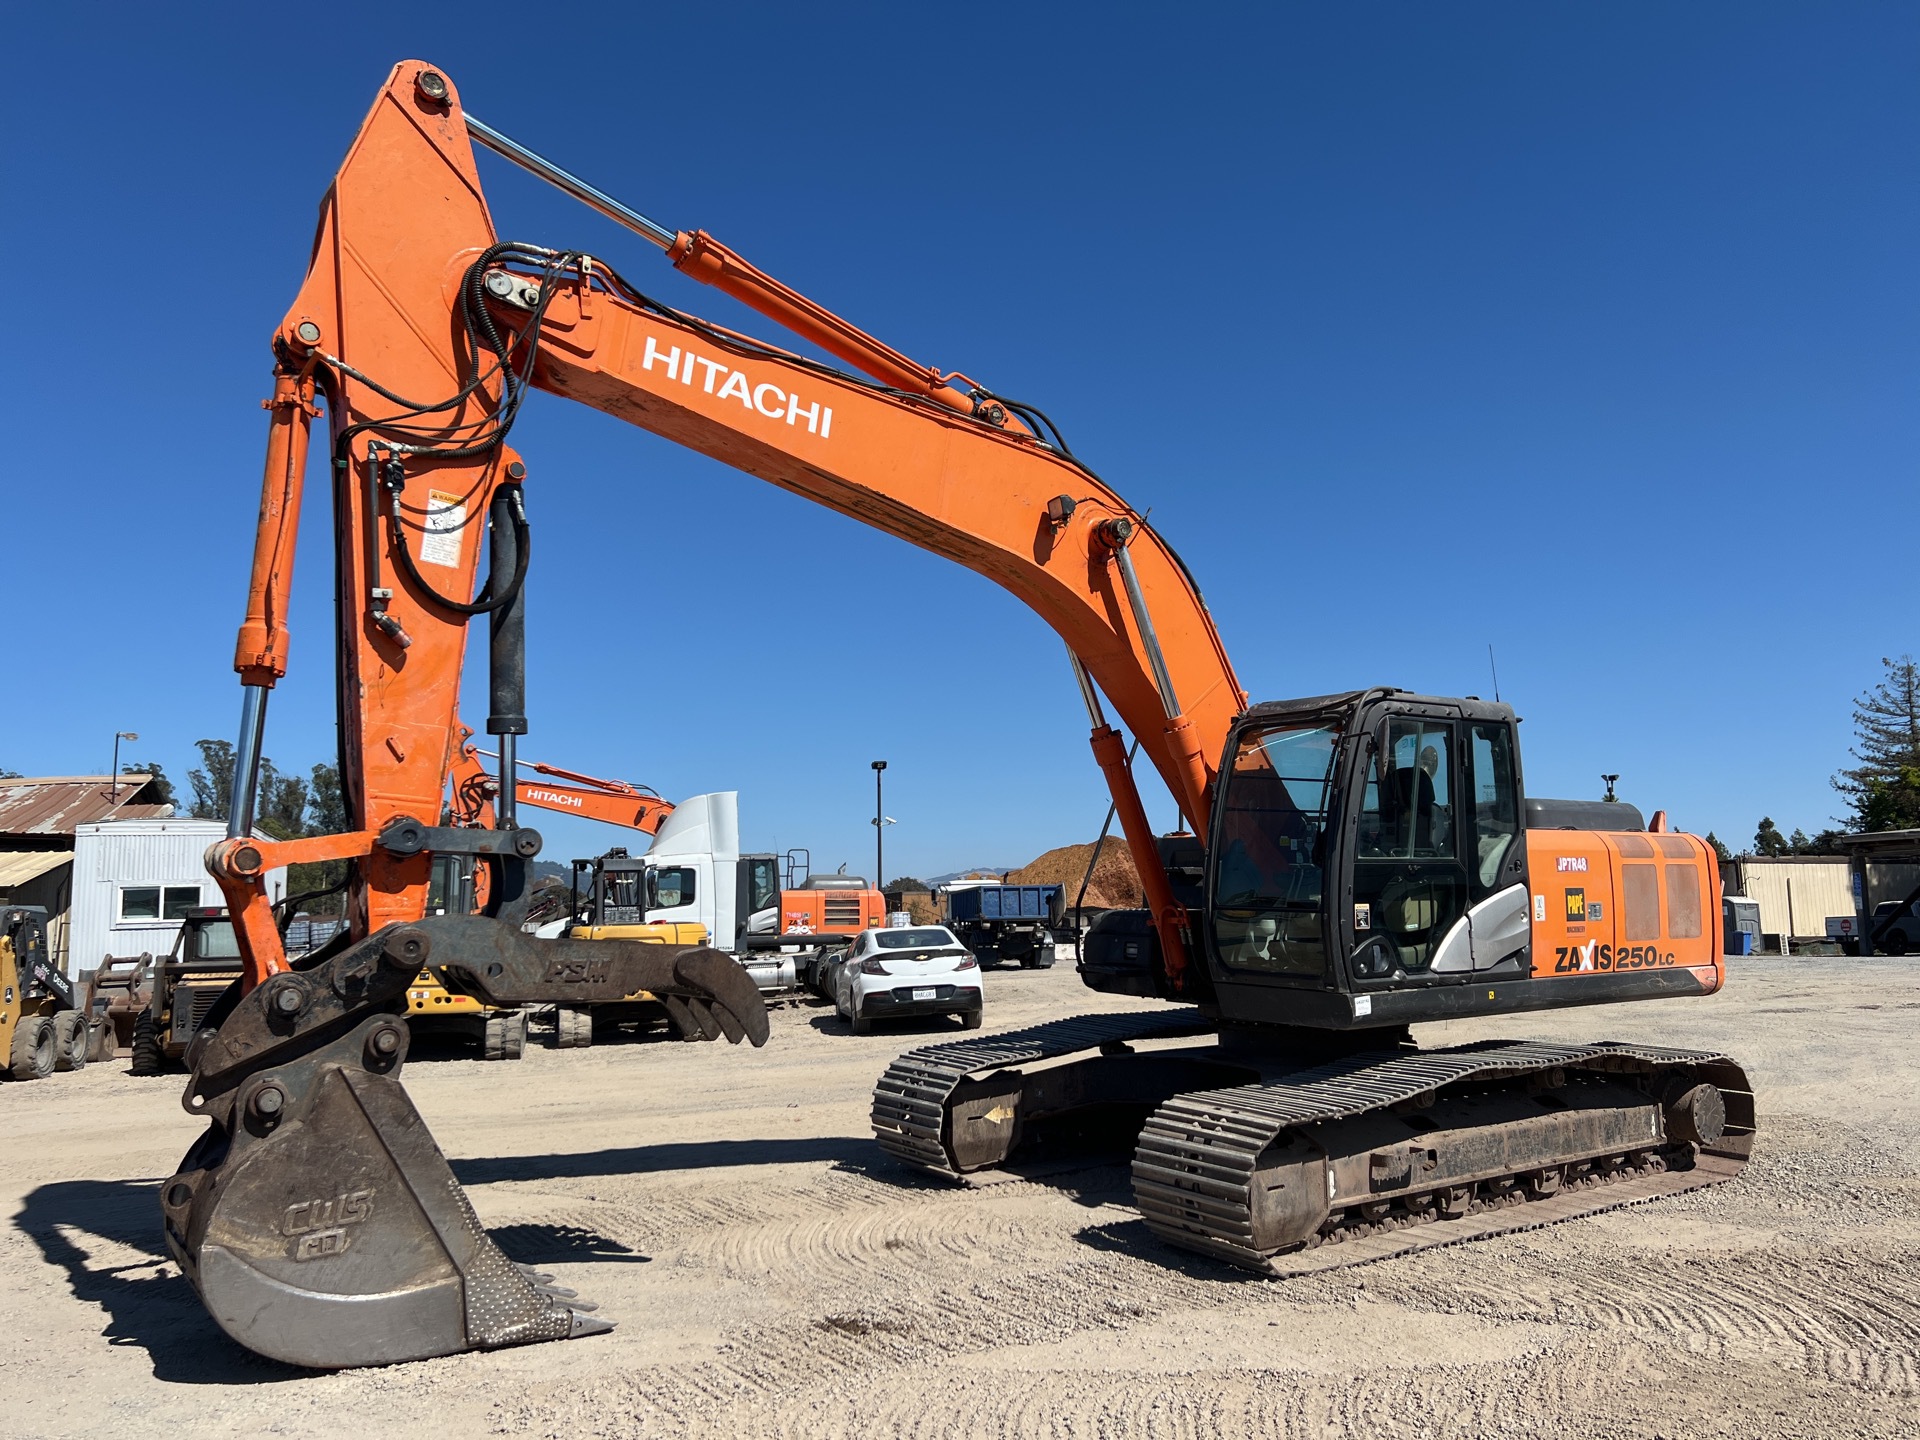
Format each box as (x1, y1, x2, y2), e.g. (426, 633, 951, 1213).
(1086, 689, 1725, 1034)
(1204, 691, 1533, 1015)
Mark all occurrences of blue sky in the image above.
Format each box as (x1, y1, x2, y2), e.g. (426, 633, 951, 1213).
(3, 3, 1913, 877)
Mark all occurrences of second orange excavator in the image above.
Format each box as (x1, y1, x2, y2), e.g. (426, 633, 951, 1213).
(167, 61, 1752, 1370)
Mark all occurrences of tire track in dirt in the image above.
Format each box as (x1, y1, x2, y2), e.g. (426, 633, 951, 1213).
(509, 1340, 1807, 1440)
(1364, 1241, 1920, 1399)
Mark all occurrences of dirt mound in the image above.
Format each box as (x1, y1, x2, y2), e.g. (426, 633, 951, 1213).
(1007, 837, 1142, 911)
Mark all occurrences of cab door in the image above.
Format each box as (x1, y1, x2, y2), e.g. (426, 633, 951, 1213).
(1349, 712, 1471, 976)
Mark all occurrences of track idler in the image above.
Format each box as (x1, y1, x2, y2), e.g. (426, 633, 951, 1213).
(162, 918, 767, 1369)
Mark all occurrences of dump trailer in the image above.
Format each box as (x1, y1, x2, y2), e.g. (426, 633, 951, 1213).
(943, 882, 1062, 969)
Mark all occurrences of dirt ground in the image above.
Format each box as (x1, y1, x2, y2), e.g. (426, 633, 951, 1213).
(3, 955, 1917, 1440)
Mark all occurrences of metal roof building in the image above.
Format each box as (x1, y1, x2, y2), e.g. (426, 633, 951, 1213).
(0, 773, 176, 970)
(0, 774, 172, 838)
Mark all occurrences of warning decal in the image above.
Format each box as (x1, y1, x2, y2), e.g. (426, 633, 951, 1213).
(420, 491, 467, 569)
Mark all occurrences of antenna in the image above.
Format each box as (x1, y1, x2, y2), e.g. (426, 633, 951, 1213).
(1487, 644, 1501, 703)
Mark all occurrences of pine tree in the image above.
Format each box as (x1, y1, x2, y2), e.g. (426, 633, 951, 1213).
(1834, 656, 1920, 831)
(1754, 817, 1789, 857)
(1705, 831, 1733, 863)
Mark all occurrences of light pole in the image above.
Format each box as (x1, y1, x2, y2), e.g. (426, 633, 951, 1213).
(110, 730, 139, 803)
(871, 760, 890, 893)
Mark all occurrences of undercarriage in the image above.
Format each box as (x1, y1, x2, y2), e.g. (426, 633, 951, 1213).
(872, 1011, 1754, 1273)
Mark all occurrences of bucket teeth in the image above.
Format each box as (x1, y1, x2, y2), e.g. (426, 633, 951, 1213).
(569, 1310, 616, 1339)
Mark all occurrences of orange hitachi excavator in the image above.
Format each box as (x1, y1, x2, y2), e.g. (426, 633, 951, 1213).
(446, 725, 675, 838)
(170, 61, 1753, 1369)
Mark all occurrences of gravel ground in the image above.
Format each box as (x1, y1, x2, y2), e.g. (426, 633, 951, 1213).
(2, 954, 1916, 1439)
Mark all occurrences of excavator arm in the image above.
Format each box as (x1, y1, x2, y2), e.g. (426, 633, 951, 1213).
(219, 59, 1243, 999)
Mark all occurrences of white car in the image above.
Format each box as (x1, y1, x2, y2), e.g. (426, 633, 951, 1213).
(828, 926, 983, 1034)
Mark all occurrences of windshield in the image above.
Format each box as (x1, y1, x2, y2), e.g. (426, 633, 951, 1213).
(874, 928, 961, 950)
(1210, 719, 1339, 976)
(195, 920, 241, 959)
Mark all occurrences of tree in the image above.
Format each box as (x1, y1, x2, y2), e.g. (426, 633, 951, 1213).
(188, 739, 237, 821)
(1834, 656, 1920, 832)
(188, 741, 308, 837)
(253, 759, 310, 841)
(120, 761, 176, 808)
(1754, 817, 1789, 857)
(307, 763, 347, 834)
(1854, 766, 1920, 835)
(884, 876, 931, 892)
(288, 763, 349, 916)
(1705, 832, 1733, 864)
(0, 766, 20, 779)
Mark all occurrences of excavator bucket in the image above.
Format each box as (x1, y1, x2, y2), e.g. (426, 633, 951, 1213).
(163, 918, 766, 1368)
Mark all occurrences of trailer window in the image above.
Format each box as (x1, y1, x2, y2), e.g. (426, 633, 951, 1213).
(120, 885, 203, 921)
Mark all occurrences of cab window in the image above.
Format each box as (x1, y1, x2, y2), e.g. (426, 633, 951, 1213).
(1209, 719, 1339, 976)
(746, 858, 779, 914)
(1469, 722, 1520, 895)
(650, 867, 696, 908)
(1359, 719, 1454, 860)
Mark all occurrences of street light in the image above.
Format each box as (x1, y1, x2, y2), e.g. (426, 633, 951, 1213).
(110, 731, 139, 803)
(871, 760, 893, 896)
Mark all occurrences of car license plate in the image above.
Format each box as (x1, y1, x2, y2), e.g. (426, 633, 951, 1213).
(912, 988, 937, 1001)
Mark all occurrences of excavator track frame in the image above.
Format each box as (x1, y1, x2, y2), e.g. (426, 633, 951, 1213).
(873, 1021, 1752, 1277)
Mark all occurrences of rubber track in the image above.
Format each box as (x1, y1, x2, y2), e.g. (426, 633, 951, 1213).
(871, 1010, 1214, 1173)
(1132, 1038, 1753, 1272)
